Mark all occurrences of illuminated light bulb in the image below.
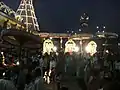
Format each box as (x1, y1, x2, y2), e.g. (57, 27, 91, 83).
(1, 52, 5, 65)
(96, 26, 99, 29)
(1, 52, 3, 54)
(16, 61, 20, 65)
(103, 26, 106, 29)
(106, 50, 109, 53)
(3, 72, 5, 76)
(50, 37, 52, 39)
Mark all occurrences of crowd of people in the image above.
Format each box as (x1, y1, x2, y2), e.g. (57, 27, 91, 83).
(0, 49, 120, 90)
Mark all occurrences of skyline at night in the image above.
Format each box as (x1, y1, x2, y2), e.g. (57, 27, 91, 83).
(3, 0, 120, 33)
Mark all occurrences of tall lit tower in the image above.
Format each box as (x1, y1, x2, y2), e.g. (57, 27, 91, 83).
(16, 0, 40, 32)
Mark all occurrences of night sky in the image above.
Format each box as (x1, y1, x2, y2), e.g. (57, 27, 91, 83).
(3, 0, 120, 33)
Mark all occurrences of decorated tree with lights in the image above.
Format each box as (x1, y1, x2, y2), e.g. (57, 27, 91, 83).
(16, 0, 40, 32)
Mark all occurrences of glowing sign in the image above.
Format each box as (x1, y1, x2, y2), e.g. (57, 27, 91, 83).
(43, 39, 54, 55)
(85, 41, 97, 56)
(65, 39, 76, 53)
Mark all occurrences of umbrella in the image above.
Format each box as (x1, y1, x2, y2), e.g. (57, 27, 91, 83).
(1, 29, 41, 46)
(1, 29, 42, 60)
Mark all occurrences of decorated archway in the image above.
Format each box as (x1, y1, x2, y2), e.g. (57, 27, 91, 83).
(85, 41, 97, 56)
(65, 39, 78, 53)
(43, 39, 54, 55)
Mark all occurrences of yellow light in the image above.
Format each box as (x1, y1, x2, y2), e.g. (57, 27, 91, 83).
(1, 52, 5, 65)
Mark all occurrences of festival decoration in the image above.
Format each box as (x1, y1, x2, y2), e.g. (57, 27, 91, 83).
(85, 41, 97, 56)
(16, 0, 40, 32)
(65, 39, 77, 53)
(43, 39, 54, 55)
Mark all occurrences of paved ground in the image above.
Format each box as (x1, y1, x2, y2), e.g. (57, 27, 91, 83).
(44, 76, 82, 90)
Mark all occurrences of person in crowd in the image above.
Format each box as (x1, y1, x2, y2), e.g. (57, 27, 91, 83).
(17, 66, 28, 90)
(87, 69, 101, 90)
(0, 79, 17, 90)
(56, 72, 62, 90)
(50, 56, 56, 70)
(34, 67, 44, 90)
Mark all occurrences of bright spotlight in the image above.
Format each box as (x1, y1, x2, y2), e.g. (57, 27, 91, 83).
(16, 61, 20, 65)
(103, 31, 105, 32)
(53, 46, 57, 52)
(75, 46, 79, 52)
